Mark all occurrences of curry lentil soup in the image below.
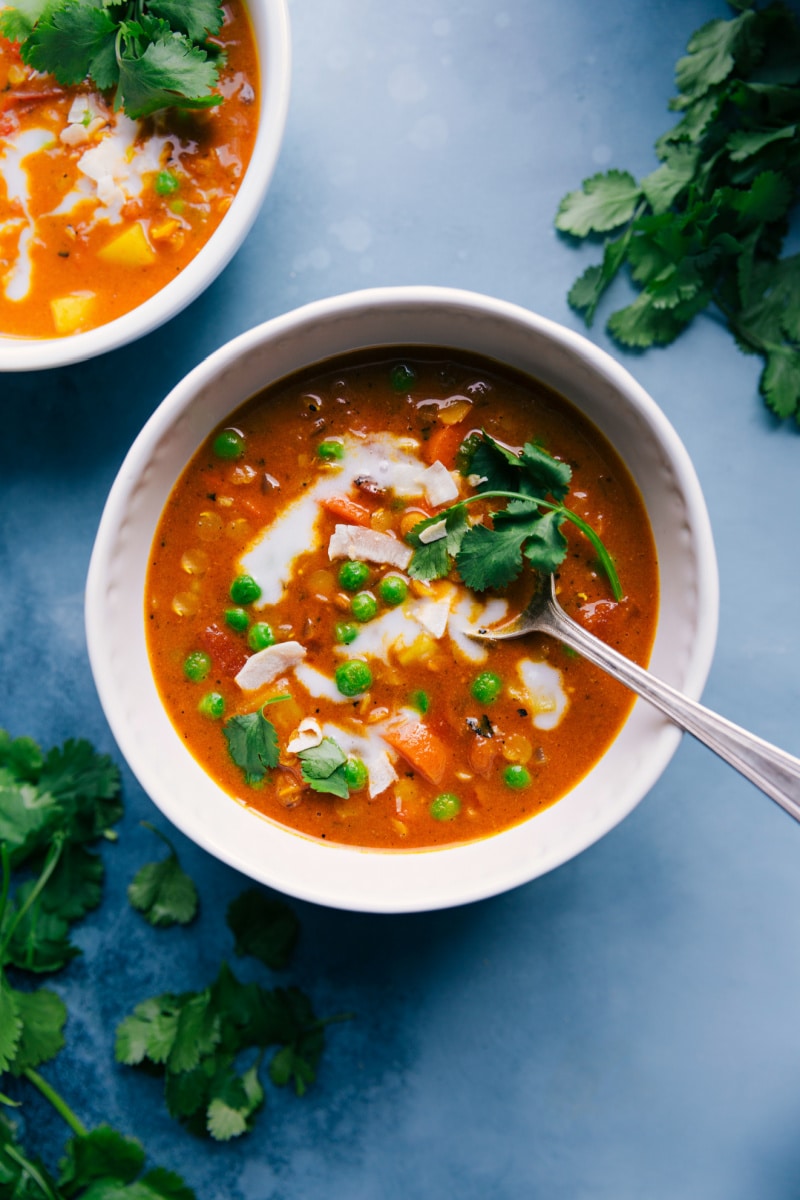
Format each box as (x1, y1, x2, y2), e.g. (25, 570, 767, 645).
(145, 350, 659, 850)
(0, 1, 258, 339)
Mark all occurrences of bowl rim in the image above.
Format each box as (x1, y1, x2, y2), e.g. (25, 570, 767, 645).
(86, 285, 720, 913)
(0, 0, 291, 373)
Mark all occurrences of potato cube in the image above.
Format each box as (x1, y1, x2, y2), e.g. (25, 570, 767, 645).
(98, 222, 156, 267)
(50, 293, 95, 335)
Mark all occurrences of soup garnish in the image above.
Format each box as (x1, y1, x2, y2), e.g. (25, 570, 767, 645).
(0, 0, 227, 118)
(0, 0, 258, 338)
(145, 351, 659, 850)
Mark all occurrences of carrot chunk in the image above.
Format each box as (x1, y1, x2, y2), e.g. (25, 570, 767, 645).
(423, 421, 469, 468)
(383, 721, 448, 785)
(319, 495, 373, 526)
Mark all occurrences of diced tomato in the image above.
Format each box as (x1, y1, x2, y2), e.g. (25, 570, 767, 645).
(197, 622, 249, 677)
(574, 599, 620, 636)
(319, 495, 373, 527)
(383, 721, 448, 785)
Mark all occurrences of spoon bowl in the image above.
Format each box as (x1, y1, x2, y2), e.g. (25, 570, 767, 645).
(472, 574, 800, 821)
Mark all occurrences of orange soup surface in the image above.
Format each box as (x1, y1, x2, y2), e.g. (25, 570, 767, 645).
(146, 351, 660, 850)
(0, 1, 258, 339)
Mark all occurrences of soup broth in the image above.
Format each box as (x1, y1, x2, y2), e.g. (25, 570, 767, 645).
(0, 0, 258, 339)
(145, 351, 659, 850)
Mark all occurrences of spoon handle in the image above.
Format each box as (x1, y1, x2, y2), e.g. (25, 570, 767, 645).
(540, 602, 800, 821)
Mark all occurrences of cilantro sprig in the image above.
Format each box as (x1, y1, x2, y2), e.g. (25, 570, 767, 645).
(555, 1, 800, 424)
(407, 431, 623, 600)
(0, 0, 226, 119)
(0, 724, 348, 1176)
(115, 892, 349, 1139)
(128, 822, 199, 928)
(0, 729, 195, 1198)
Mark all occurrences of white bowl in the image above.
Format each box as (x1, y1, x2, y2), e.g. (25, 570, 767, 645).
(85, 287, 719, 913)
(0, 0, 291, 373)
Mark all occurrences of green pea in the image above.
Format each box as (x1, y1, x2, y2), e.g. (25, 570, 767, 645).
(378, 575, 408, 606)
(430, 793, 461, 821)
(335, 621, 359, 645)
(213, 428, 245, 459)
(470, 671, 503, 704)
(248, 622, 275, 651)
(338, 560, 370, 591)
(225, 607, 249, 633)
(335, 660, 373, 697)
(317, 440, 344, 461)
(343, 757, 369, 790)
(390, 363, 415, 392)
(503, 764, 531, 790)
(198, 691, 225, 719)
(351, 592, 378, 622)
(183, 650, 211, 682)
(155, 169, 180, 195)
(229, 574, 262, 605)
(409, 689, 430, 715)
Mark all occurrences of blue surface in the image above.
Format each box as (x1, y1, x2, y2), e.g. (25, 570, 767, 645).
(3, 1, 800, 1196)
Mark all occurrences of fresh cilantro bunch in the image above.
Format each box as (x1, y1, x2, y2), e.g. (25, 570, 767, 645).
(115, 888, 347, 1141)
(406, 431, 623, 599)
(0, 729, 194, 1198)
(0, 0, 226, 119)
(555, 1, 800, 423)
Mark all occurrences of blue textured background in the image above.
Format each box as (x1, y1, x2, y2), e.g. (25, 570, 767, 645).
(3, 1, 800, 1196)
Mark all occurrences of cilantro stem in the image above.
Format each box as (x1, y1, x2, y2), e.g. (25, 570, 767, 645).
(3, 1143, 60, 1200)
(0, 834, 65, 964)
(23, 1068, 87, 1138)
(0, 843, 10, 935)
(460, 490, 624, 601)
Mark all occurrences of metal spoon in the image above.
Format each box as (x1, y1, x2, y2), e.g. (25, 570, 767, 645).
(470, 574, 800, 821)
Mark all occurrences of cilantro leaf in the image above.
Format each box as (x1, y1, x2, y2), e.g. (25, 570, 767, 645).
(0, 977, 22, 1074)
(44, 843, 104, 923)
(223, 710, 280, 786)
(567, 229, 631, 325)
(606, 290, 691, 348)
(762, 343, 800, 417)
(20, 1, 116, 86)
(7, 987, 67, 1074)
(555, 170, 643, 236)
(673, 10, 756, 102)
(115, 996, 183, 1067)
(116, 31, 223, 119)
(297, 738, 350, 799)
(146, 0, 224, 44)
(226, 889, 299, 970)
(4, 884, 80, 974)
(406, 503, 469, 582)
(58, 1126, 146, 1191)
(456, 521, 532, 591)
(0, 0, 48, 42)
(206, 1064, 264, 1141)
(128, 825, 198, 928)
